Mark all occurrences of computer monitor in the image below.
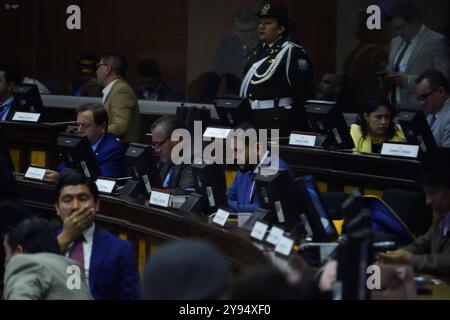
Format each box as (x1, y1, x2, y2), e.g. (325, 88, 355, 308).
(255, 168, 301, 232)
(214, 97, 251, 127)
(304, 100, 355, 150)
(334, 225, 373, 300)
(398, 111, 437, 153)
(120, 143, 161, 198)
(182, 163, 227, 215)
(12, 84, 44, 114)
(56, 133, 100, 180)
(296, 175, 339, 242)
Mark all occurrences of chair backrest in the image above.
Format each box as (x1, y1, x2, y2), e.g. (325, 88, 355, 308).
(382, 188, 431, 236)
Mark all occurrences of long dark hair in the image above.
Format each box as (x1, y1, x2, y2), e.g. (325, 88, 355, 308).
(357, 97, 397, 140)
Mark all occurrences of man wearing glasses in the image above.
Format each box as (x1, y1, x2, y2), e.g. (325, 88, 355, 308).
(150, 115, 195, 195)
(96, 52, 140, 143)
(415, 70, 450, 148)
(44, 103, 127, 181)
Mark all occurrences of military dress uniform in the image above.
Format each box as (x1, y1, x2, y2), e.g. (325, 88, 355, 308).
(240, 37, 313, 136)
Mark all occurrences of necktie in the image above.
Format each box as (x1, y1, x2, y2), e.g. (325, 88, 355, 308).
(69, 236, 85, 268)
(163, 166, 174, 188)
(429, 115, 437, 129)
(390, 40, 411, 107)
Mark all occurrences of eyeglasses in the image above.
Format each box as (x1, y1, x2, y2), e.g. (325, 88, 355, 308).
(417, 87, 438, 103)
(151, 137, 169, 149)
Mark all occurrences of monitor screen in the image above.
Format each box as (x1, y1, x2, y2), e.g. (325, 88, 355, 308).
(191, 163, 227, 214)
(214, 97, 251, 127)
(124, 143, 161, 194)
(398, 111, 437, 153)
(296, 175, 338, 242)
(255, 168, 301, 232)
(57, 133, 100, 180)
(12, 84, 44, 114)
(305, 100, 354, 150)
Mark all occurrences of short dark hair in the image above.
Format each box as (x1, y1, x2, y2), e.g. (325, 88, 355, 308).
(416, 70, 449, 93)
(3, 217, 61, 255)
(0, 62, 23, 84)
(234, 121, 261, 140)
(357, 97, 397, 140)
(388, 0, 419, 24)
(420, 148, 450, 188)
(76, 103, 109, 129)
(101, 52, 128, 77)
(54, 171, 99, 203)
(151, 115, 185, 139)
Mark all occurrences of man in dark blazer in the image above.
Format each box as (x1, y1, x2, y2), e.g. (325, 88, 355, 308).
(378, 148, 450, 277)
(0, 62, 22, 121)
(151, 115, 195, 195)
(55, 171, 140, 299)
(45, 103, 127, 181)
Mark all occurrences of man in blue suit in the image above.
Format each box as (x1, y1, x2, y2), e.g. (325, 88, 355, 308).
(0, 62, 22, 121)
(55, 171, 140, 299)
(226, 122, 294, 212)
(45, 103, 127, 181)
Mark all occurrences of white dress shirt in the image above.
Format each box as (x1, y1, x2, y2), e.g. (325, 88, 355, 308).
(102, 79, 119, 104)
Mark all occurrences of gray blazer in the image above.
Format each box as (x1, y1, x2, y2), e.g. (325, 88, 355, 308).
(403, 217, 450, 277)
(159, 162, 195, 195)
(427, 99, 450, 148)
(387, 26, 450, 111)
(3, 253, 92, 300)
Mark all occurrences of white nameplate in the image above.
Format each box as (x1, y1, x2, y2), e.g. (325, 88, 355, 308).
(250, 221, 269, 241)
(203, 127, 232, 139)
(24, 167, 46, 181)
(289, 133, 316, 147)
(149, 191, 171, 208)
(12, 112, 41, 122)
(381, 143, 419, 159)
(95, 179, 116, 194)
(266, 226, 284, 246)
(212, 209, 230, 227)
(275, 236, 295, 256)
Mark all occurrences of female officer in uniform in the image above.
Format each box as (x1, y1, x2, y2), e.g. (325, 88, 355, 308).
(240, 3, 313, 137)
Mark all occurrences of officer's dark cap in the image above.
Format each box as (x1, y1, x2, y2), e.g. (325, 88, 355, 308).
(257, 3, 289, 26)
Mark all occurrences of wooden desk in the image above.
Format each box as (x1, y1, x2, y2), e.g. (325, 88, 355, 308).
(15, 176, 303, 273)
(1, 121, 67, 173)
(278, 145, 421, 194)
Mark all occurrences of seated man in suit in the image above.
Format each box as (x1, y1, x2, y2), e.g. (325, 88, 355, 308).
(45, 103, 127, 181)
(97, 52, 140, 143)
(3, 217, 92, 300)
(226, 122, 294, 213)
(415, 70, 450, 148)
(0, 62, 22, 121)
(378, 148, 450, 277)
(151, 115, 195, 195)
(55, 171, 140, 299)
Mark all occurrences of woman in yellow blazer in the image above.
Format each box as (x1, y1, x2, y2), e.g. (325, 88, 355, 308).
(350, 98, 406, 153)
